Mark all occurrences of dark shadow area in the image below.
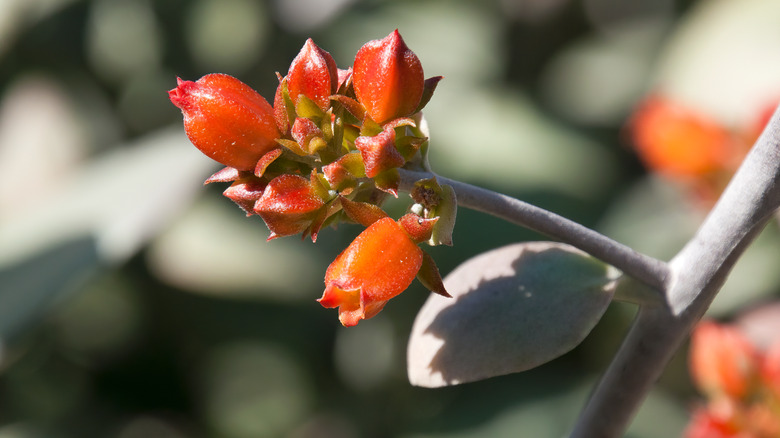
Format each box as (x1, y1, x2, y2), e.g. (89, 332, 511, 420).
(0, 236, 100, 342)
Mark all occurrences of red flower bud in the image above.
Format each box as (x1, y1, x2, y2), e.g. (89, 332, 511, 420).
(253, 174, 327, 240)
(352, 30, 424, 124)
(354, 126, 405, 178)
(689, 321, 759, 400)
(287, 38, 338, 110)
(397, 213, 438, 243)
(291, 117, 324, 154)
(318, 216, 424, 326)
(169, 74, 280, 171)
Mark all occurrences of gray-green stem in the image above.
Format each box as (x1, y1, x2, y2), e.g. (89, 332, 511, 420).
(397, 169, 670, 292)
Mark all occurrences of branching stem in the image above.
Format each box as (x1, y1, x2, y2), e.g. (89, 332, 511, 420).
(401, 104, 780, 438)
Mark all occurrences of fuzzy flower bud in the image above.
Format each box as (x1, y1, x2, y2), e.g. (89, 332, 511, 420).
(352, 30, 424, 124)
(287, 39, 338, 109)
(169, 74, 280, 171)
(253, 174, 327, 240)
(318, 216, 424, 326)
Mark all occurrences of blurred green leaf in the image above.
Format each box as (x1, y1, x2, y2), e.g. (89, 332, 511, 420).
(0, 128, 212, 350)
(597, 176, 703, 261)
(407, 242, 616, 387)
(400, 379, 686, 438)
(199, 342, 313, 438)
(0, 236, 99, 343)
(654, 0, 780, 125)
(145, 194, 324, 301)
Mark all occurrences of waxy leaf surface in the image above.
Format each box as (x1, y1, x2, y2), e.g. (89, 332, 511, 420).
(407, 242, 616, 387)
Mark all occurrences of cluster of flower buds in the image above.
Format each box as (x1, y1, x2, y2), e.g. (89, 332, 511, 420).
(169, 30, 454, 326)
(685, 321, 780, 437)
(628, 96, 776, 205)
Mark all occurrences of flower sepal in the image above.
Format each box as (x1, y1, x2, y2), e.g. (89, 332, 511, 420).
(414, 76, 444, 114)
(372, 168, 400, 197)
(417, 250, 450, 297)
(339, 196, 389, 227)
(223, 176, 267, 216)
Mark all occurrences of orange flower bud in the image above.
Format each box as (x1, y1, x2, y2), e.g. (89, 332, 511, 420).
(689, 321, 759, 400)
(354, 126, 405, 178)
(287, 39, 338, 110)
(318, 216, 424, 326)
(352, 30, 424, 124)
(169, 74, 280, 171)
(253, 174, 327, 240)
(629, 97, 739, 178)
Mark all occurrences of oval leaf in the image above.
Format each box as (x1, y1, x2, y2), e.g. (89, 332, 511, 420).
(407, 241, 616, 387)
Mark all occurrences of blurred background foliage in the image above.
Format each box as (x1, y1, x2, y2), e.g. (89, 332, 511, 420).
(1, 0, 780, 436)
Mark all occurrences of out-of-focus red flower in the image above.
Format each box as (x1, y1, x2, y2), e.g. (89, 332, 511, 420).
(760, 340, 780, 399)
(629, 97, 741, 178)
(685, 404, 740, 438)
(690, 321, 759, 400)
(354, 126, 405, 178)
(318, 214, 436, 326)
(686, 320, 780, 438)
(352, 29, 424, 124)
(745, 100, 779, 145)
(169, 74, 280, 171)
(253, 174, 327, 241)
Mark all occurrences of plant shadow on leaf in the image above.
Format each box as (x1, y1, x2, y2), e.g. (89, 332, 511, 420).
(407, 242, 615, 388)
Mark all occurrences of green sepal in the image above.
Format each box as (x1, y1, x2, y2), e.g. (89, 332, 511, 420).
(414, 76, 443, 114)
(429, 184, 456, 246)
(279, 77, 296, 132)
(416, 249, 450, 297)
(308, 137, 328, 155)
(309, 170, 332, 201)
(360, 116, 383, 137)
(342, 125, 360, 151)
(373, 168, 400, 197)
(295, 94, 327, 121)
(275, 138, 308, 156)
(395, 131, 427, 161)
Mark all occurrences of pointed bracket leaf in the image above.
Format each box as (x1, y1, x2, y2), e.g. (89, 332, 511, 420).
(407, 242, 616, 387)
